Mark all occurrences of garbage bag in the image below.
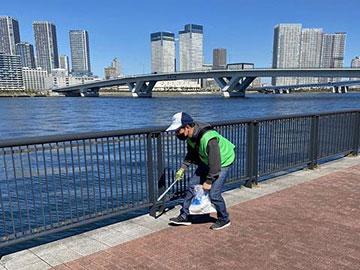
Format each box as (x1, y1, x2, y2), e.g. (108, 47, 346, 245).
(189, 185, 216, 215)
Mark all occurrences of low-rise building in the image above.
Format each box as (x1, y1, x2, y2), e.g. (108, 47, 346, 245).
(153, 79, 201, 91)
(351, 56, 360, 81)
(0, 53, 24, 91)
(22, 67, 48, 90)
(45, 71, 100, 89)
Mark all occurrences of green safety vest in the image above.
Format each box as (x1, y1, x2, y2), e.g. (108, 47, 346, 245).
(186, 130, 235, 167)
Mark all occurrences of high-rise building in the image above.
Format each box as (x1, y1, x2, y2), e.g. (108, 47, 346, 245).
(213, 48, 227, 70)
(320, 32, 346, 82)
(16, 42, 36, 68)
(151, 32, 175, 73)
(0, 16, 20, 55)
(351, 56, 360, 68)
(59, 55, 70, 75)
(0, 53, 24, 90)
(33, 21, 59, 74)
(111, 58, 122, 77)
(272, 24, 302, 85)
(350, 56, 360, 81)
(104, 67, 117, 80)
(298, 28, 323, 84)
(69, 30, 91, 76)
(179, 24, 203, 71)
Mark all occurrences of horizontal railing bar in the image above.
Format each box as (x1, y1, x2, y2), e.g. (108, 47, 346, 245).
(210, 109, 360, 126)
(1, 109, 359, 148)
(0, 136, 141, 155)
(0, 127, 167, 148)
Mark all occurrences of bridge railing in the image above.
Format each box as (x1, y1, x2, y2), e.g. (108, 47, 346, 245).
(0, 110, 359, 248)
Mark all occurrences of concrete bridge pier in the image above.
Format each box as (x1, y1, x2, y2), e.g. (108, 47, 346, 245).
(274, 88, 291, 94)
(63, 91, 81, 97)
(127, 81, 156, 98)
(63, 87, 100, 97)
(332, 86, 348, 94)
(79, 87, 100, 97)
(341, 86, 348, 93)
(214, 76, 256, 98)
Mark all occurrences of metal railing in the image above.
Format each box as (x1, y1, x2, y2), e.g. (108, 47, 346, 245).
(0, 110, 359, 248)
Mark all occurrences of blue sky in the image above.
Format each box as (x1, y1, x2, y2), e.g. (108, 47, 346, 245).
(2, 0, 360, 77)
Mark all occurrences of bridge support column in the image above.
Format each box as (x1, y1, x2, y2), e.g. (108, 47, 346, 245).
(63, 91, 81, 97)
(214, 76, 256, 98)
(127, 81, 156, 98)
(332, 86, 339, 93)
(340, 86, 348, 93)
(79, 87, 100, 97)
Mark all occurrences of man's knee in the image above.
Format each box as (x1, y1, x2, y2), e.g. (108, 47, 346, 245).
(209, 189, 222, 201)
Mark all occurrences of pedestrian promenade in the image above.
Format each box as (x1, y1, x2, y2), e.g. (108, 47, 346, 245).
(1, 156, 360, 270)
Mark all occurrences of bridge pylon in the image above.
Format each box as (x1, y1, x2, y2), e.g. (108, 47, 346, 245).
(127, 81, 156, 98)
(214, 76, 256, 98)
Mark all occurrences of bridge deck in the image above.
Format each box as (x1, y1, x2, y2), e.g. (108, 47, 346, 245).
(53, 68, 360, 93)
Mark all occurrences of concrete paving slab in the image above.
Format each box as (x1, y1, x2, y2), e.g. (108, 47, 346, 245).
(15, 260, 51, 270)
(86, 229, 131, 247)
(131, 215, 170, 231)
(1, 250, 44, 270)
(36, 248, 82, 267)
(62, 237, 109, 257)
(29, 242, 68, 257)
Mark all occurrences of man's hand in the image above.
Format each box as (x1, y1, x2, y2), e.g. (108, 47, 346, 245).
(203, 182, 212, 191)
(175, 168, 185, 181)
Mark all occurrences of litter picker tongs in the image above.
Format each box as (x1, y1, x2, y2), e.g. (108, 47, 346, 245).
(157, 180, 178, 201)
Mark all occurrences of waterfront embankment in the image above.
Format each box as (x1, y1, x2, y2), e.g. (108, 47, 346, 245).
(0, 90, 49, 97)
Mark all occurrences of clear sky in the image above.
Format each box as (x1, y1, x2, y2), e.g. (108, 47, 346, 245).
(2, 0, 360, 77)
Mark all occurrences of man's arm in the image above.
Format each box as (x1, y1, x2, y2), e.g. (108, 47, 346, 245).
(180, 144, 197, 170)
(205, 138, 221, 185)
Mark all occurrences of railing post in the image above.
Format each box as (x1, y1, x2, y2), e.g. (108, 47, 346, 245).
(156, 132, 166, 214)
(253, 122, 259, 186)
(147, 133, 156, 217)
(246, 121, 259, 188)
(352, 111, 360, 156)
(308, 115, 319, 169)
(147, 132, 165, 217)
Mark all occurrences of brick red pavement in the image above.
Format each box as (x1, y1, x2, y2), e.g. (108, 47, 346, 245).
(53, 164, 360, 270)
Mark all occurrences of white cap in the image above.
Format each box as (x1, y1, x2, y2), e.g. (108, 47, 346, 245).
(166, 112, 193, 132)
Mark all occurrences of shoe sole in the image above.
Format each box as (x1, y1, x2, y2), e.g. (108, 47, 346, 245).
(210, 221, 231, 230)
(169, 221, 191, 226)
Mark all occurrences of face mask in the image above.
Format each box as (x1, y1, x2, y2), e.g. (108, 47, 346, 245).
(176, 133, 187, 141)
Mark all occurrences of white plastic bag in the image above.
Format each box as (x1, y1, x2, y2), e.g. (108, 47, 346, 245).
(189, 185, 216, 215)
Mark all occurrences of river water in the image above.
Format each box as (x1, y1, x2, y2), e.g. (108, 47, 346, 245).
(0, 92, 360, 140)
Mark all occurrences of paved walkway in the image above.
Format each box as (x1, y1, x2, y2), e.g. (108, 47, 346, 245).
(1, 156, 360, 269)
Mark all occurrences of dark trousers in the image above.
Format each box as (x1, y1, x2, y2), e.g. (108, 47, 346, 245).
(180, 163, 230, 222)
